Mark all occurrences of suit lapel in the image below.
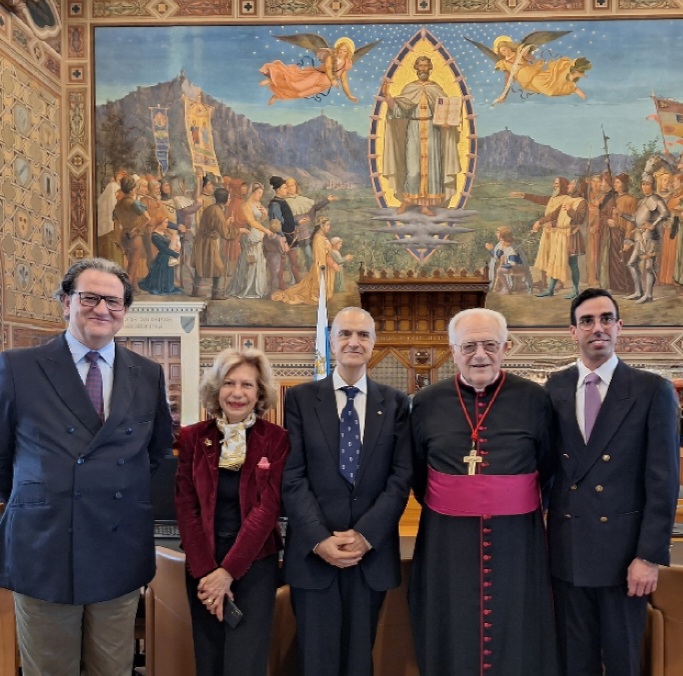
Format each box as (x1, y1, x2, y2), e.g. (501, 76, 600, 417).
(553, 368, 585, 479)
(354, 379, 387, 486)
(574, 361, 634, 481)
(37, 334, 102, 436)
(104, 346, 140, 433)
(314, 379, 342, 465)
(198, 421, 221, 492)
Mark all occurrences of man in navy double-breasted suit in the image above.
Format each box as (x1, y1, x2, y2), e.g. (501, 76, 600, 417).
(0, 258, 173, 676)
(282, 307, 411, 676)
(546, 288, 680, 676)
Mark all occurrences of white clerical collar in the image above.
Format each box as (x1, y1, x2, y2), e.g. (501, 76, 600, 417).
(458, 371, 503, 394)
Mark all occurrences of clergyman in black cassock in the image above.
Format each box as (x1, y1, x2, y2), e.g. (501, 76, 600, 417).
(409, 307, 559, 676)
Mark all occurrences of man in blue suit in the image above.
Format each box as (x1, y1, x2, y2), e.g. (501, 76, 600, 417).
(0, 258, 173, 676)
(282, 306, 411, 676)
(546, 288, 680, 676)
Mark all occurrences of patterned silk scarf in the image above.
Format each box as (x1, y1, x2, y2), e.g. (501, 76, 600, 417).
(215, 411, 257, 470)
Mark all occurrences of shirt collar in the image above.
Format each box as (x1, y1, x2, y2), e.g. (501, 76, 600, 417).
(333, 368, 367, 395)
(65, 330, 115, 368)
(577, 354, 619, 386)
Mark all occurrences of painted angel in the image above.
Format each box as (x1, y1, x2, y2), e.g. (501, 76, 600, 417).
(259, 34, 380, 105)
(465, 31, 591, 106)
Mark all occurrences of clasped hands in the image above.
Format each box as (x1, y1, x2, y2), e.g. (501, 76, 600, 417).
(197, 567, 234, 621)
(316, 529, 371, 568)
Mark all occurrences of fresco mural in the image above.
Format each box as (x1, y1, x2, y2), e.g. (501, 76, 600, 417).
(93, 20, 683, 327)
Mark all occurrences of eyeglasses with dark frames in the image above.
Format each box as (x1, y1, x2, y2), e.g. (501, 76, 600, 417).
(74, 292, 125, 312)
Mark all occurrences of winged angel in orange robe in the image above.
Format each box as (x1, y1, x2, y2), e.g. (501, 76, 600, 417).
(465, 31, 591, 107)
(260, 33, 380, 105)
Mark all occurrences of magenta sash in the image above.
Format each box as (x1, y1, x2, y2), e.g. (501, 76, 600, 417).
(425, 467, 540, 517)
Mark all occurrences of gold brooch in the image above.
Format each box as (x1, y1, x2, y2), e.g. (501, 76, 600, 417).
(204, 439, 213, 447)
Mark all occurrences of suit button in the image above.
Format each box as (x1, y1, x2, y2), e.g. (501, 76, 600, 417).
(564, 514, 572, 519)
(74, 492, 81, 499)
(562, 453, 570, 459)
(114, 491, 123, 499)
(67, 427, 75, 434)
(352, 497, 357, 502)
(125, 428, 133, 435)
(117, 458, 125, 465)
(602, 454, 611, 462)
(570, 484, 578, 491)
(68, 528, 73, 534)
(595, 485, 604, 492)
(600, 516, 608, 523)
(76, 457, 85, 465)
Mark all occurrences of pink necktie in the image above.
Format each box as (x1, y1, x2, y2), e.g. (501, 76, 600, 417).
(584, 373, 601, 441)
(85, 351, 104, 423)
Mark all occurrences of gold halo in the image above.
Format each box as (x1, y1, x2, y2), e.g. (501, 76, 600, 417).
(334, 37, 356, 56)
(493, 35, 514, 55)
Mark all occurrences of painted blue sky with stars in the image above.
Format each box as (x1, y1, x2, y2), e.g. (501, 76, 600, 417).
(95, 20, 682, 158)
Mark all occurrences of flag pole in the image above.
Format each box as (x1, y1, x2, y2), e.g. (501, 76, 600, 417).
(314, 265, 330, 381)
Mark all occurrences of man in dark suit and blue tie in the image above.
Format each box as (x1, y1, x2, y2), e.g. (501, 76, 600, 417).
(0, 258, 173, 676)
(282, 306, 411, 676)
(546, 288, 680, 676)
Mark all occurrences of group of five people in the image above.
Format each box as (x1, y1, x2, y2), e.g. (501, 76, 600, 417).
(0, 257, 679, 676)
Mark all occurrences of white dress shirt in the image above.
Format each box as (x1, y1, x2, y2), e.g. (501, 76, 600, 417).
(65, 330, 115, 420)
(575, 354, 619, 442)
(332, 369, 368, 441)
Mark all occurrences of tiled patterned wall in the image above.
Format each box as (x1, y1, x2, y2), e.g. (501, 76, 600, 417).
(0, 4, 64, 350)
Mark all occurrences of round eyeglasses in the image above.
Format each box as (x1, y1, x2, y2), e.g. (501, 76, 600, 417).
(576, 314, 618, 331)
(453, 340, 502, 356)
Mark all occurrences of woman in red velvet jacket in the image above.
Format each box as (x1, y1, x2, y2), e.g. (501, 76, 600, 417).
(175, 347, 290, 676)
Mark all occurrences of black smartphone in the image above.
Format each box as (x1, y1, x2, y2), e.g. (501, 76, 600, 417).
(224, 597, 243, 628)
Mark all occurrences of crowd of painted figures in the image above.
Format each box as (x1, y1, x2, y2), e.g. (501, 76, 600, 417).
(488, 164, 683, 301)
(97, 171, 353, 304)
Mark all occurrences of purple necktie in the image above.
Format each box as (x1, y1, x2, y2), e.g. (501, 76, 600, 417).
(85, 351, 104, 423)
(584, 372, 601, 441)
(339, 386, 362, 483)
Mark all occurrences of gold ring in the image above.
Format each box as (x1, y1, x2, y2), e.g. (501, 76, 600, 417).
(207, 599, 214, 605)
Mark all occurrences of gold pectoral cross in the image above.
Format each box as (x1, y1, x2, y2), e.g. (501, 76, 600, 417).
(463, 447, 483, 475)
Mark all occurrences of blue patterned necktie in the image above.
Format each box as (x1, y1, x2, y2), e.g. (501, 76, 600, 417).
(339, 386, 362, 483)
(85, 351, 104, 423)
